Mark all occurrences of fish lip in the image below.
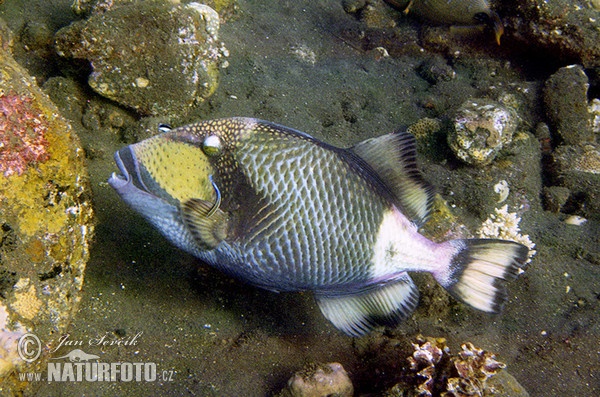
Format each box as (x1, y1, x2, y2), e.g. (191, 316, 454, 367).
(107, 150, 130, 190)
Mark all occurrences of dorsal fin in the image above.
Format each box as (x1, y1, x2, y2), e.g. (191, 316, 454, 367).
(351, 132, 434, 226)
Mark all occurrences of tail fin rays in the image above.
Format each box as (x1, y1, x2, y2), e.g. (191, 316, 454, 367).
(440, 239, 529, 313)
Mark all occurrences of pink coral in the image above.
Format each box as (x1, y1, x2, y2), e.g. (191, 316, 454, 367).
(403, 336, 507, 397)
(0, 92, 50, 177)
(408, 337, 450, 397)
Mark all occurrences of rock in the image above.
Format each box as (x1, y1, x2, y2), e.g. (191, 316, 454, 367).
(342, 0, 367, 14)
(0, 17, 13, 51)
(283, 362, 354, 397)
(500, 0, 600, 68)
(73, 0, 238, 18)
(543, 65, 593, 145)
(552, 143, 600, 217)
(417, 55, 456, 84)
(424, 128, 542, 235)
(542, 186, 571, 213)
(481, 370, 530, 397)
(447, 98, 519, 166)
(55, 1, 228, 117)
(348, 0, 400, 29)
(0, 49, 94, 392)
(19, 21, 53, 57)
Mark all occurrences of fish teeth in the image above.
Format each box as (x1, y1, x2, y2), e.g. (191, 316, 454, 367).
(111, 172, 126, 180)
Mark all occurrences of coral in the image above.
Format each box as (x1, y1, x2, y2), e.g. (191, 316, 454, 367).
(0, 330, 24, 378)
(572, 145, 600, 174)
(10, 280, 42, 321)
(386, 336, 519, 397)
(478, 205, 536, 261)
(417, 56, 456, 85)
(445, 342, 506, 396)
(407, 118, 442, 139)
(591, 98, 600, 134)
(291, 44, 317, 65)
(419, 194, 465, 243)
(189, 3, 221, 37)
(0, 304, 27, 378)
(447, 99, 519, 167)
(73, 0, 239, 18)
(349, 0, 399, 29)
(342, 0, 367, 15)
(0, 92, 50, 177)
(407, 336, 449, 396)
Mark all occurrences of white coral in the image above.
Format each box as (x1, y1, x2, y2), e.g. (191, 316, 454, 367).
(478, 205, 536, 261)
(0, 304, 28, 378)
(590, 98, 600, 134)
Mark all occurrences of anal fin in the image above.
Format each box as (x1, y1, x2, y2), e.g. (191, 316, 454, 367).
(181, 198, 229, 249)
(315, 273, 419, 337)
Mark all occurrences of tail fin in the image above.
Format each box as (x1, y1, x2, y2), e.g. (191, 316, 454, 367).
(437, 239, 529, 313)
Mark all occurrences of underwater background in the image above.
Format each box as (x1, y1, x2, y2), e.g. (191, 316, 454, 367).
(0, 0, 599, 395)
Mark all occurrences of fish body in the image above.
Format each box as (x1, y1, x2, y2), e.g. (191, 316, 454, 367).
(410, 0, 492, 24)
(109, 118, 528, 336)
(385, 0, 504, 44)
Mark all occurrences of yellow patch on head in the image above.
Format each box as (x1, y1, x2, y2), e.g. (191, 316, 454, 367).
(133, 137, 214, 203)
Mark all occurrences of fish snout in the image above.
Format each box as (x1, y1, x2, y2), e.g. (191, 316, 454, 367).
(108, 148, 133, 190)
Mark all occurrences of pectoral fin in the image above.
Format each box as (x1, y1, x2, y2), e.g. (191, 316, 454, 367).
(315, 273, 419, 337)
(181, 198, 229, 249)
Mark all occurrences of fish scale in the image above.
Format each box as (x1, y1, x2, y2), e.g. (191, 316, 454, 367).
(235, 132, 386, 288)
(109, 117, 529, 336)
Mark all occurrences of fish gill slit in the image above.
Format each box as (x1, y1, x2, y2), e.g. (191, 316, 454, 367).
(207, 175, 222, 217)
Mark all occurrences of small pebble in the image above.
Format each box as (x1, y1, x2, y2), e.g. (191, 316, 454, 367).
(564, 215, 587, 226)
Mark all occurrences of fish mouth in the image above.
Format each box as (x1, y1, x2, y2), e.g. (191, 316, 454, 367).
(108, 147, 151, 194)
(108, 149, 132, 190)
(108, 146, 179, 206)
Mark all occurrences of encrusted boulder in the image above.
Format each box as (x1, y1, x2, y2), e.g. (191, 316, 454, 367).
(500, 0, 600, 68)
(0, 48, 93, 392)
(279, 362, 354, 397)
(72, 0, 238, 18)
(447, 98, 519, 167)
(55, 1, 228, 117)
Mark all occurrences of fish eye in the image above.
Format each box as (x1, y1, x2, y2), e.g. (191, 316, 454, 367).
(158, 123, 172, 133)
(202, 135, 222, 156)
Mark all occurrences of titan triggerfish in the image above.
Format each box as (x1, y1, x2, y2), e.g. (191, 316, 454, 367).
(385, 0, 504, 45)
(108, 118, 529, 336)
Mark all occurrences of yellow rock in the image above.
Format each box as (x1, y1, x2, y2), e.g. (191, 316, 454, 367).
(0, 48, 94, 392)
(10, 284, 42, 321)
